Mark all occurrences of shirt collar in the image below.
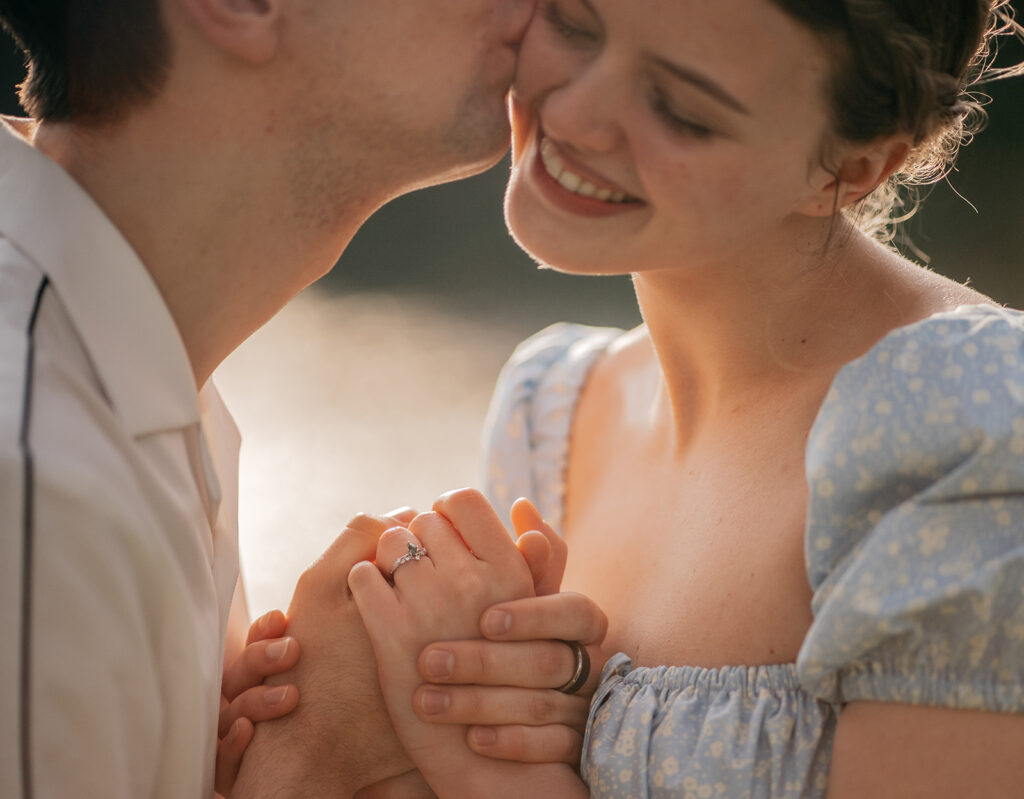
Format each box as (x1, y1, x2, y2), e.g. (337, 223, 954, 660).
(0, 119, 201, 436)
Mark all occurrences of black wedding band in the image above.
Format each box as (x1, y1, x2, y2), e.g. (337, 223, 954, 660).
(555, 640, 591, 694)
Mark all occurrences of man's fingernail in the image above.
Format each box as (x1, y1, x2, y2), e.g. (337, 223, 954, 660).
(482, 609, 511, 636)
(419, 688, 451, 715)
(266, 686, 289, 704)
(225, 718, 242, 743)
(424, 649, 455, 679)
(470, 726, 498, 747)
(266, 639, 289, 661)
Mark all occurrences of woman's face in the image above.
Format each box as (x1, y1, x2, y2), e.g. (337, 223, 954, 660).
(505, 0, 840, 277)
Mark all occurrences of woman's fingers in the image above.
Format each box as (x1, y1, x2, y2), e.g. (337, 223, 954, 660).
(385, 507, 419, 527)
(467, 723, 584, 766)
(221, 636, 300, 701)
(405, 512, 467, 571)
(480, 592, 608, 645)
(515, 531, 552, 590)
(372, 526, 437, 592)
(413, 684, 589, 732)
(432, 488, 520, 564)
(215, 716, 254, 797)
(510, 498, 566, 596)
(217, 684, 299, 737)
(417, 639, 602, 695)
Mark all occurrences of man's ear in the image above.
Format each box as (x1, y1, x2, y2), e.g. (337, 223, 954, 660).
(176, 0, 283, 64)
(798, 137, 912, 218)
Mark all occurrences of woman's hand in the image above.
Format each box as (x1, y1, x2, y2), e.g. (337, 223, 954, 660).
(215, 609, 300, 796)
(412, 498, 608, 766)
(349, 489, 587, 797)
(414, 591, 607, 765)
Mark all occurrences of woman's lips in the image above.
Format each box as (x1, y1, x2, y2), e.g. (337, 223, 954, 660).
(528, 134, 645, 217)
(539, 138, 638, 203)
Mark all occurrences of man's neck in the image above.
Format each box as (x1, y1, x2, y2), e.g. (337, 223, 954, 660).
(30, 111, 381, 387)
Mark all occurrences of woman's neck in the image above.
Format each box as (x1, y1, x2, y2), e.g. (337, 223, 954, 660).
(632, 221, 925, 453)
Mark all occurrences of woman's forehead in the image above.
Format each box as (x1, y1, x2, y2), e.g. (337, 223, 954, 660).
(587, 0, 832, 114)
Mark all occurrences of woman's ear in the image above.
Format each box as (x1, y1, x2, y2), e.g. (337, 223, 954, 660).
(175, 0, 284, 64)
(798, 137, 912, 218)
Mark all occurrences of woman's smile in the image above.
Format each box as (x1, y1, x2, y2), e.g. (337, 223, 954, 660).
(524, 131, 646, 218)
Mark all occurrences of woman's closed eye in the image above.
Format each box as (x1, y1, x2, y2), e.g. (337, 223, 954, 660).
(541, 0, 600, 46)
(649, 88, 715, 140)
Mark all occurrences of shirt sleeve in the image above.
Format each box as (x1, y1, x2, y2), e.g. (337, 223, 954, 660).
(797, 307, 1024, 713)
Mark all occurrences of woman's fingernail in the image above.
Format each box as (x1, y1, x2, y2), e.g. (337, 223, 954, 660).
(424, 649, 455, 679)
(470, 726, 498, 747)
(482, 609, 511, 636)
(266, 639, 290, 661)
(266, 686, 290, 704)
(419, 688, 451, 715)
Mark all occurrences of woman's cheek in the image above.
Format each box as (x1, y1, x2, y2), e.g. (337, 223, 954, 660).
(509, 91, 536, 163)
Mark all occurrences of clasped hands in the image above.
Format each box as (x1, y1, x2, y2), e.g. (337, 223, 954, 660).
(224, 489, 606, 798)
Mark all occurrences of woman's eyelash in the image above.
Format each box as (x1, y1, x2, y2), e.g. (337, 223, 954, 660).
(650, 90, 714, 139)
(542, 1, 597, 43)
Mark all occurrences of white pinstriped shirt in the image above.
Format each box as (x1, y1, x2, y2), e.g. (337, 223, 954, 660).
(0, 120, 242, 799)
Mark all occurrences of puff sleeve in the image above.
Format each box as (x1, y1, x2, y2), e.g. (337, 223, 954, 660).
(797, 306, 1024, 713)
(481, 322, 620, 530)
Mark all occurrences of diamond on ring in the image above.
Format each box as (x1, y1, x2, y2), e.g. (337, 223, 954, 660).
(389, 541, 428, 577)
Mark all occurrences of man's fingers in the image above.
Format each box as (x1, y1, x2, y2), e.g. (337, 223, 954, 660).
(245, 609, 287, 646)
(214, 716, 254, 797)
(413, 684, 588, 733)
(479, 592, 608, 646)
(222, 636, 300, 701)
(417, 639, 602, 694)
(467, 723, 584, 766)
(218, 684, 299, 737)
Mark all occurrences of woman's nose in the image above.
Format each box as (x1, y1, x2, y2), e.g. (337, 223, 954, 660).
(541, 60, 623, 154)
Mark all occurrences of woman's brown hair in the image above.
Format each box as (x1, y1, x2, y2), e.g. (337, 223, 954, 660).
(772, 0, 1024, 239)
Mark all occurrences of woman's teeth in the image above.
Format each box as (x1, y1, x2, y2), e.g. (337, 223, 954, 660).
(540, 139, 634, 204)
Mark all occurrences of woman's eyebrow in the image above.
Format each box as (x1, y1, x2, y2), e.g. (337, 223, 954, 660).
(646, 53, 752, 116)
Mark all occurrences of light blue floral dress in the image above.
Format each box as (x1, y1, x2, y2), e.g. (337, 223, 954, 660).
(482, 305, 1024, 798)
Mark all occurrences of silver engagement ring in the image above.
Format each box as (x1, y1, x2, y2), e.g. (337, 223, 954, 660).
(389, 541, 428, 578)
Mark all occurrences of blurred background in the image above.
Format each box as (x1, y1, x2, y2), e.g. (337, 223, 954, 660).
(1, 17, 1020, 616)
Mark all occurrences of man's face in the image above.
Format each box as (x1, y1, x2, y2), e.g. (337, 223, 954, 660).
(288, 0, 536, 195)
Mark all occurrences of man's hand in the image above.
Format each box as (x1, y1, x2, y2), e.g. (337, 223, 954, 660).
(232, 514, 414, 798)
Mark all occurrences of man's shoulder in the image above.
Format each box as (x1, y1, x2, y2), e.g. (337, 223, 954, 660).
(0, 236, 50, 448)
(0, 234, 141, 518)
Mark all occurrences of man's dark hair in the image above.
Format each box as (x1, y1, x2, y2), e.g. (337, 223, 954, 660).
(0, 1, 170, 121)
